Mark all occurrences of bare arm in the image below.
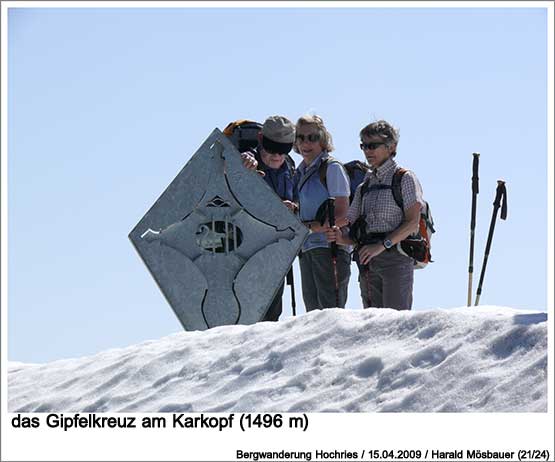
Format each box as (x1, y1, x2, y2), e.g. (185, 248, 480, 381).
(333, 196, 350, 226)
(386, 202, 421, 245)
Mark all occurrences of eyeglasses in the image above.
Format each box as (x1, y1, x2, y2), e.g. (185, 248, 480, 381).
(296, 133, 321, 143)
(264, 150, 287, 156)
(360, 142, 386, 151)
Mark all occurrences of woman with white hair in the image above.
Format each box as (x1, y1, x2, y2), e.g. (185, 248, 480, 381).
(294, 115, 352, 311)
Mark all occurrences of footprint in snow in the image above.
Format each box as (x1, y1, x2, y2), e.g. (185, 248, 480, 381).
(409, 345, 447, 368)
(355, 357, 384, 378)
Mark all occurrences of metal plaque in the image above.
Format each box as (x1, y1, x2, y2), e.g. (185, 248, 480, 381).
(129, 129, 308, 330)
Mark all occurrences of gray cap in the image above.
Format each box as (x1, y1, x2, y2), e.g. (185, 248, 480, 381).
(261, 115, 295, 144)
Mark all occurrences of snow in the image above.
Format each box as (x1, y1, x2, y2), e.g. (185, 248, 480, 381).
(8, 306, 547, 413)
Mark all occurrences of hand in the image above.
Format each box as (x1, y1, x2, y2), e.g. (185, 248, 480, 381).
(240, 151, 258, 171)
(283, 200, 299, 213)
(325, 225, 343, 244)
(358, 243, 385, 265)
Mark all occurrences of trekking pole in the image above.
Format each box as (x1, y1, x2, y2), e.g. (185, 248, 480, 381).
(467, 152, 480, 306)
(327, 197, 340, 307)
(286, 268, 296, 316)
(474, 180, 508, 306)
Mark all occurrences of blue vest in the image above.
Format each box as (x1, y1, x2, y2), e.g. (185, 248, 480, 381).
(295, 152, 350, 251)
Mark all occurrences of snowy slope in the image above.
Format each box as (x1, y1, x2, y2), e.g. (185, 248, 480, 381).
(8, 306, 547, 413)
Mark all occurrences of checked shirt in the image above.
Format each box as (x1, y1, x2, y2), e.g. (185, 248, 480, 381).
(347, 157, 424, 234)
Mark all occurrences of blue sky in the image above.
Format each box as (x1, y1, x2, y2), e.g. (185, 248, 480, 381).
(5, 5, 551, 363)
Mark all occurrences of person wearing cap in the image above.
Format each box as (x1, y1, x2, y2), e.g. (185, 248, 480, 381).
(293, 115, 351, 311)
(253, 115, 298, 214)
(326, 120, 424, 310)
(242, 115, 298, 321)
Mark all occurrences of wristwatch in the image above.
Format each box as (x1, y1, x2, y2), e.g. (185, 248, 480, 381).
(382, 239, 394, 250)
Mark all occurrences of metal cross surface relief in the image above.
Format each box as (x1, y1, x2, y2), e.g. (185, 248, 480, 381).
(129, 128, 308, 330)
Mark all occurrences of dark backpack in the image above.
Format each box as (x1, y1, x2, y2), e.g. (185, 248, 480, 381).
(356, 168, 435, 269)
(223, 119, 262, 153)
(318, 157, 369, 204)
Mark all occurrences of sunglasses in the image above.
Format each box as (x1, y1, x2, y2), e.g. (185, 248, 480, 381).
(264, 150, 287, 156)
(360, 142, 386, 151)
(296, 133, 321, 143)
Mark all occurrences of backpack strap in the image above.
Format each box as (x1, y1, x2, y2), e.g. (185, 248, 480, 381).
(298, 155, 343, 193)
(360, 177, 370, 199)
(391, 168, 407, 211)
(317, 155, 350, 191)
(318, 159, 328, 188)
(318, 156, 339, 189)
(284, 153, 296, 176)
(359, 167, 407, 211)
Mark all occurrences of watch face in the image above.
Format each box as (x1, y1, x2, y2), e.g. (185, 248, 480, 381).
(384, 239, 393, 249)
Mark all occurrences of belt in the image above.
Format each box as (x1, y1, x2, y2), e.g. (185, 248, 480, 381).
(357, 232, 387, 245)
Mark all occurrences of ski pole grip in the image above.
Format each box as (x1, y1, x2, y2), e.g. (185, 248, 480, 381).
(496, 180, 508, 220)
(472, 152, 480, 194)
(493, 180, 505, 206)
(327, 197, 336, 228)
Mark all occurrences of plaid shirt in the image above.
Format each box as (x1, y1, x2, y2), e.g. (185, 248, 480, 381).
(347, 157, 424, 233)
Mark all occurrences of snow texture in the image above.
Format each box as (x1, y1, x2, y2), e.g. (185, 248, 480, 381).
(8, 306, 547, 413)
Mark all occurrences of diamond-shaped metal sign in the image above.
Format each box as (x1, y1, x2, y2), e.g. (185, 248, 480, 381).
(129, 128, 308, 330)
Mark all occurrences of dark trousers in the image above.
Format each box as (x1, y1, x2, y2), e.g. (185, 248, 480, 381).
(356, 261, 371, 308)
(362, 249, 414, 310)
(262, 282, 285, 322)
(299, 247, 351, 311)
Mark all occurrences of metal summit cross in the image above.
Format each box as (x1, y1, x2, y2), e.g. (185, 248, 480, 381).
(129, 128, 308, 331)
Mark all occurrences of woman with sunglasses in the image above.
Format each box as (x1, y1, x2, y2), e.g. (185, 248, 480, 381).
(327, 120, 424, 310)
(294, 115, 352, 311)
